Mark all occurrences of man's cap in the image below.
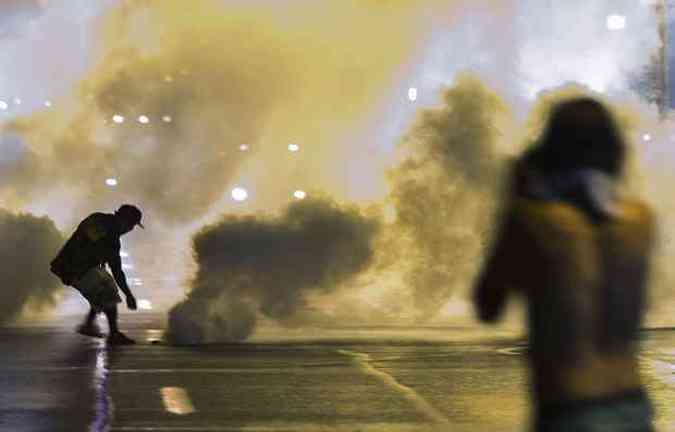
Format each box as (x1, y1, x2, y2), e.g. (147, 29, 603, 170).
(117, 204, 144, 229)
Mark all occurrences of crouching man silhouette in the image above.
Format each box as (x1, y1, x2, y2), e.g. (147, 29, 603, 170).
(51, 204, 144, 345)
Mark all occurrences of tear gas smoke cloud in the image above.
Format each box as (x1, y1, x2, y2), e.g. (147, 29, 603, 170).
(0, 0, 672, 328)
(0, 209, 63, 324)
(167, 196, 379, 343)
(386, 74, 510, 321)
(0, 0, 436, 224)
(3, 6, 295, 222)
(0, 0, 437, 320)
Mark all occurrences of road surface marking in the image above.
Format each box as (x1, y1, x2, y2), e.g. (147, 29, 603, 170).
(160, 386, 196, 415)
(337, 349, 450, 426)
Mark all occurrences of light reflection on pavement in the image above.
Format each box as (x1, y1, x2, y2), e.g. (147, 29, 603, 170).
(2, 316, 675, 432)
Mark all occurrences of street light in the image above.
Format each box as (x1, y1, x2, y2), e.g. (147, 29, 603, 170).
(606, 14, 626, 30)
(231, 187, 248, 202)
(408, 87, 418, 101)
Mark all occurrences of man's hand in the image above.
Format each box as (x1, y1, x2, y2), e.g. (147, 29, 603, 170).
(126, 295, 137, 311)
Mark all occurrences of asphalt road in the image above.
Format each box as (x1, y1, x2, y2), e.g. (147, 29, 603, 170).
(2, 314, 675, 432)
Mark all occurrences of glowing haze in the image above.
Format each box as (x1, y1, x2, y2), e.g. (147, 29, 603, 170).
(0, 0, 673, 334)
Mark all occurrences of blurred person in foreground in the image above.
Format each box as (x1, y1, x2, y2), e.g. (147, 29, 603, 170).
(50, 204, 144, 345)
(474, 97, 656, 431)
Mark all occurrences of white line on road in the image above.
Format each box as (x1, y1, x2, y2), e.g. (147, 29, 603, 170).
(160, 386, 196, 415)
(337, 349, 450, 426)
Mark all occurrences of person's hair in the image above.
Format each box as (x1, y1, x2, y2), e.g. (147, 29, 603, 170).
(524, 97, 626, 177)
(116, 204, 142, 224)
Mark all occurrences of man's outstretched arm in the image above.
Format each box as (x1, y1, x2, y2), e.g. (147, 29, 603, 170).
(473, 212, 523, 323)
(108, 252, 137, 310)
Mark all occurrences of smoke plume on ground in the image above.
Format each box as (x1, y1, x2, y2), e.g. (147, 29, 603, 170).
(385, 74, 511, 321)
(0, 209, 63, 324)
(167, 196, 379, 343)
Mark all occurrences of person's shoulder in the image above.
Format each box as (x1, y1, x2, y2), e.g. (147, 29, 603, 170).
(82, 212, 111, 222)
(614, 199, 656, 235)
(80, 212, 111, 228)
(79, 212, 115, 241)
(508, 197, 595, 240)
(510, 197, 585, 224)
(617, 199, 654, 222)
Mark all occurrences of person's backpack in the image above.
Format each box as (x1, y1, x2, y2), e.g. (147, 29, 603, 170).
(50, 213, 111, 287)
(50, 253, 77, 286)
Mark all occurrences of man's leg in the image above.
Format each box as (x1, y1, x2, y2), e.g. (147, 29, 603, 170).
(103, 305, 118, 334)
(104, 305, 135, 345)
(84, 307, 97, 326)
(76, 307, 104, 338)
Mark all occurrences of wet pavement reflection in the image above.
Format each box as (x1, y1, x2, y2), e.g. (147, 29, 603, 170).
(2, 317, 675, 431)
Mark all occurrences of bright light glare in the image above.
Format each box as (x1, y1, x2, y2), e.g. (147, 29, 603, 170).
(408, 87, 418, 101)
(162, 115, 172, 123)
(44, 100, 52, 107)
(293, 190, 307, 200)
(138, 115, 150, 124)
(231, 187, 248, 202)
(13, 98, 21, 105)
(288, 144, 300, 152)
(0, 100, 7, 110)
(137, 299, 152, 310)
(120, 250, 129, 258)
(112, 114, 125, 124)
(606, 15, 626, 31)
(239, 144, 249, 151)
(105, 178, 118, 187)
(122, 263, 134, 270)
(643, 133, 652, 142)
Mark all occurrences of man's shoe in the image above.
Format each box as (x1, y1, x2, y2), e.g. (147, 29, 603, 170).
(108, 331, 136, 345)
(76, 323, 105, 338)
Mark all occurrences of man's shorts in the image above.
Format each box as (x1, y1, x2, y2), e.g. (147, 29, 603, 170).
(74, 267, 122, 311)
(535, 389, 654, 432)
